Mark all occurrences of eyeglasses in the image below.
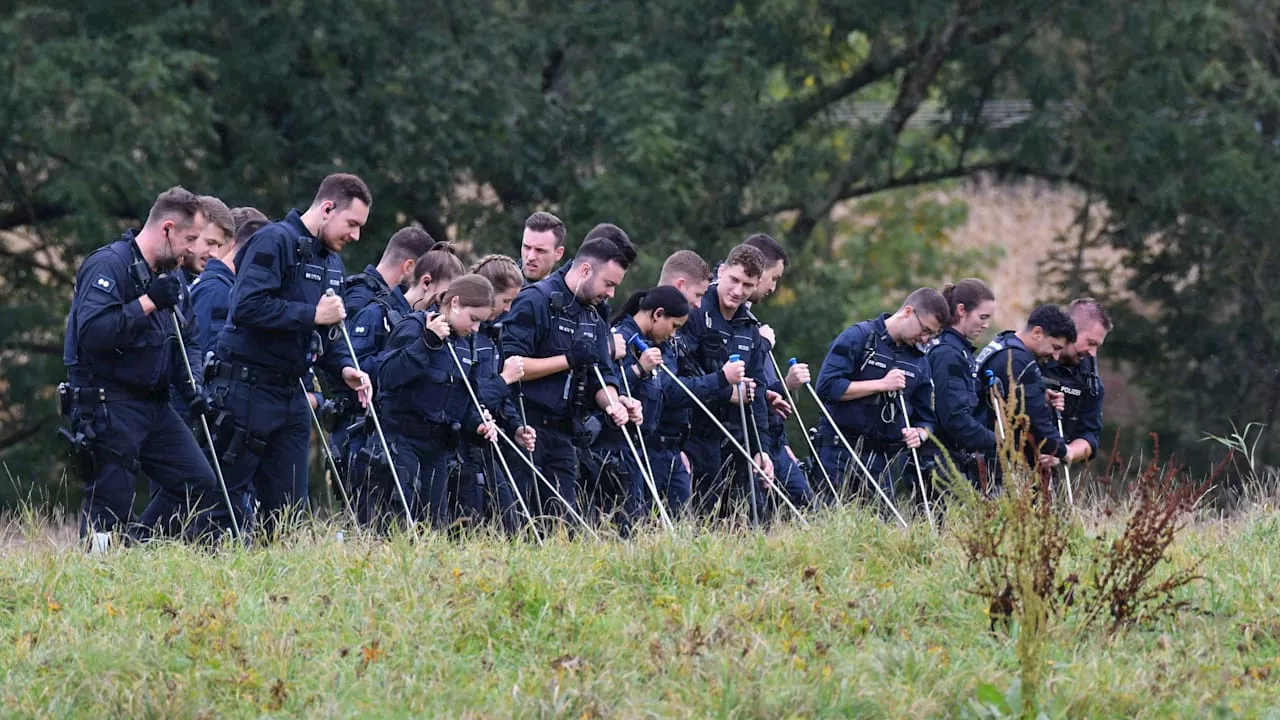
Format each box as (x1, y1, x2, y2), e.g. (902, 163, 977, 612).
(914, 314, 940, 340)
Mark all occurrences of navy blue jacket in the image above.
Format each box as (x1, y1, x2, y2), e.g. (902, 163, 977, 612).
(348, 287, 412, 388)
(343, 263, 394, 318)
(191, 257, 235, 357)
(676, 285, 769, 437)
(1041, 355, 1105, 456)
(974, 330, 1068, 459)
(501, 272, 618, 419)
(64, 231, 182, 393)
(814, 314, 937, 445)
(217, 209, 354, 378)
(926, 327, 997, 454)
(377, 313, 486, 433)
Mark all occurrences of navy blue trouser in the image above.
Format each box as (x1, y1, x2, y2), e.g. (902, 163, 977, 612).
(73, 398, 228, 541)
(817, 433, 907, 512)
(207, 377, 311, 537)
(388, 433, 454, 529)
(509, 425, 581, 528)
(765, 437, 814, 514)
(581, 442, 636, 534)
(629, 441, 692, 518)
(685, 429, 766, 522)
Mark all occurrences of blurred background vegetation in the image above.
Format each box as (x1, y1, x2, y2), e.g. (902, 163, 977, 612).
(3, 0, 1278, 508)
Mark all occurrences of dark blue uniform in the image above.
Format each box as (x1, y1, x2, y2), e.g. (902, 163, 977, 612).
(974, 330, 1069, 462)
(168, 267, 203, 427)
(759, 340, 814, 511)
(62, 231, 228, 540)
(377, 314, 488, 528)
(209, 209, 355, 532)
(926, 327, 997, 483)
(1040, 355, 1105, 459)
(814, 314, 937, 502)
(501, 273, 618, 523)
(453, 322, 521, 530)
(344, 287, 411, 524)
(677, 286, 771, 519)
(191, 257, 235, 357)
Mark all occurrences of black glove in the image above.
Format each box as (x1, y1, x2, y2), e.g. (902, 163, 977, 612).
(187, 391, 213, 419)
(565, 339, 597, 369)
(147, 274, 183, 310)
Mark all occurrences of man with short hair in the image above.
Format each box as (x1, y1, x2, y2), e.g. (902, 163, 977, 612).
(520, 211, 566, 283)
(343, 226, 437, 316)
(814, 289, 946, 507)
(208, 173, 374, 535)
(975, 304, 1079, 468)
(1040, 298, 1111, 467)
(61, 186, 231, 544)
(678, 244, 775, 521)
(502, 232, 642, 525)
(191, 207, 269, 356)
(659, 250, 711, 309)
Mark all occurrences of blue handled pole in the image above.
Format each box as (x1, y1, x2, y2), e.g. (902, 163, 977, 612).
(628, 335, 806, 526)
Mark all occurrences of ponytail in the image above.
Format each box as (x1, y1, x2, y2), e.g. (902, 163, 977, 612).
(612, 285, 690, 325)
(940, 278, 995, 327)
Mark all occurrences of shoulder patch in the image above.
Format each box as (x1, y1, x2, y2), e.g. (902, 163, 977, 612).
(353, 325, 369, 337)
(91, 275, 116, 294)
(252, 252, 274, 268)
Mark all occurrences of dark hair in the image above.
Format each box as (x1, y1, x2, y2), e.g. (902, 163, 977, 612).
(583, 223, 637, 267)
(743, 233, 789, 268)
(442, 274, 495, 310)
(902, 288, 951, 326)
(198, 195, 234, 237)
(382, 226, 436, 265)
(940, 278, 995, 327)
(524, 211, 566, 247)
(470, 254, 523, 295)
(1069, 297, 1113, 332)
(414, 243, 465, 284)
(146, 186, 204, 228)
(660, 250, 711, 284)
(576, 236, 633, 270)
(313, 173, 372, 210)
(1026, 304, 1077, 342)
(230, 207, 269, 246)
(723, 244, 766, 278)
(613, 285, 691, 325)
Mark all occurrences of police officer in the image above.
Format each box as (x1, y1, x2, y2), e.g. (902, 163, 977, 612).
(192, 207, 268, 357)
(208, 173, 373, 536)
(519, 211, 567, 284)
(1040, 298, 1111, 469)
(169, 195, 234, 427)
(377, 275, 519, 529)
(345, 244, 463, 525)
(813, 288, 945, 507)
(926, 279, 998, 489)
(679, 244, 775, 521)
(343, 226, 437, 316)
(61, 186, 230, 544)
(974, 304, 1079, 471)
(501, 230, 642, 526)
(743, 233, 814, 513)
(462, 255, 532, 531)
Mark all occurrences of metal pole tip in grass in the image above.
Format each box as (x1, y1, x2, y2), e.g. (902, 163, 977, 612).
(896, 392, 935, 530)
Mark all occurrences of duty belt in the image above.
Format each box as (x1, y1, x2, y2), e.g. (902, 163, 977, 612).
(387, 416, 461, 443)
(816, 431, 903, 455)
(209, 359, 299, 388)
(523, 408, 575, 435)
(68, 384, 171, 404)
(645, 427, 689, 450)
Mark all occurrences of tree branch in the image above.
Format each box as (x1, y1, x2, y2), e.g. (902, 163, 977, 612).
(0, 419, 49, 454)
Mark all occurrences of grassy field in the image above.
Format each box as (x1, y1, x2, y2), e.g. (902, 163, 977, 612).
(3, 504, 1279, 719)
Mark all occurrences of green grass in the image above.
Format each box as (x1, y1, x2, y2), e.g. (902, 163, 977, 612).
(2, 507, 1279, 718)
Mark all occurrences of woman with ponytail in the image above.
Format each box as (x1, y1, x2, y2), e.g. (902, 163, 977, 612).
(376, 275, 522, 529)
(927, 278, 998, 486)
(609, 285, 722, 521)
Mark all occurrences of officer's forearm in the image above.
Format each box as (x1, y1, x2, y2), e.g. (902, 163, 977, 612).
(838, 379, 884, 402)
(521, 355, 571, 381)
(595, 386, 620, 411)
(1067, 438, 1093, 463)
